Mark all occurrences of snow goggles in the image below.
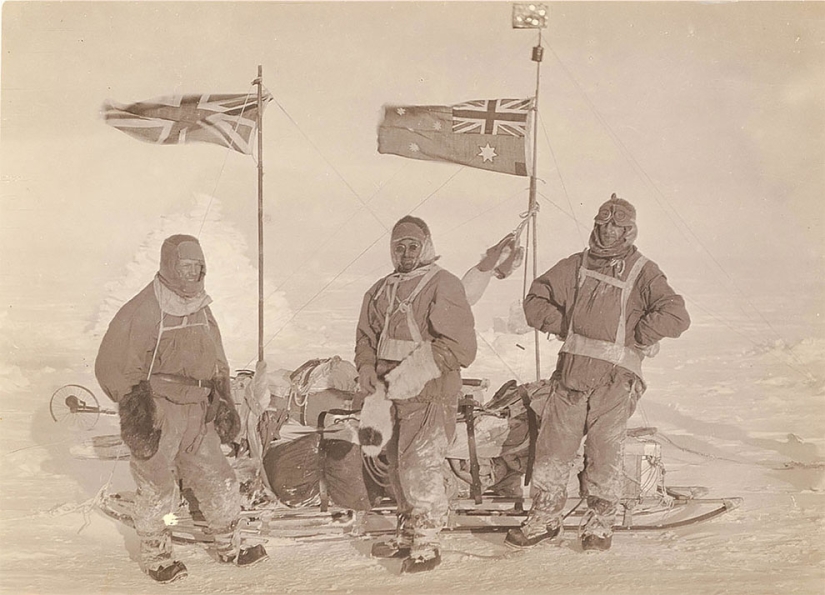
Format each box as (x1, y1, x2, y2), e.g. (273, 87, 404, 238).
(595, 203, 635, 227)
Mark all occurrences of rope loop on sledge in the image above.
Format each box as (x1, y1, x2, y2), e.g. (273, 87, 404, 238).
(361, 451, 392, 488)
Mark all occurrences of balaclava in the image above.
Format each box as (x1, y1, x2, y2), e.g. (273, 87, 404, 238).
(588, 193, 638, 259)
(390, 216, 438, 272)
(157, 234, 207, 299)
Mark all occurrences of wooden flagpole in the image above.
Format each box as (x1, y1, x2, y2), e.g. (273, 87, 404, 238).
(529, 33, 543, 382)
(255, 65, 264, 363)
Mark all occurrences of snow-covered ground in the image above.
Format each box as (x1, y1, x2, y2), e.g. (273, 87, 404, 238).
(0, 204, 822, 595)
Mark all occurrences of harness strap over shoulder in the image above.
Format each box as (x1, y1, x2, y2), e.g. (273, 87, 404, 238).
(146, 310, 211, 380)
(562, 250, 648, 378)
(376, 265, 441, 361)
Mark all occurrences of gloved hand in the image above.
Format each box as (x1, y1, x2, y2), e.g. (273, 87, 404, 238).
(209, 375, 241, 445)
(635, 342, 660, 358)
(119, 380, 161, 460)
(358, 365, 379, 395)
(494, 244, 524, 279)
(476, 233, 515, 272)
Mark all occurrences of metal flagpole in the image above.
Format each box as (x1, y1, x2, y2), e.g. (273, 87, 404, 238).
(255, 65, 264, 363)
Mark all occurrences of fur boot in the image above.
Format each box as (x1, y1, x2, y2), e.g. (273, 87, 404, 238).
(358, 383, 393, 457)
(385, 341, 442, 401)
(119, 380, 161, 460)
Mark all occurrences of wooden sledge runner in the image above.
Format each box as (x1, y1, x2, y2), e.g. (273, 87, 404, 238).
(98, 489, 742, 545)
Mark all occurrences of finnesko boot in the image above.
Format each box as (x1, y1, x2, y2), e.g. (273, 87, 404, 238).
(504, 523, 561, 549)
(146, 560, 188, 583)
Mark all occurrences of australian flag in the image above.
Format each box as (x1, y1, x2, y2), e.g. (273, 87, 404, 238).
(378, 98, 533, 177)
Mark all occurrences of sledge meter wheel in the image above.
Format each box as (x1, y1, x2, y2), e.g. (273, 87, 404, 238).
(50, 384, 107, 431)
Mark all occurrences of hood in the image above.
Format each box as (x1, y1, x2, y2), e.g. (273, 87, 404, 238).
(157, 234, 206, 299)
(390, 216, 438, 271)
(588, 194, 638, 259)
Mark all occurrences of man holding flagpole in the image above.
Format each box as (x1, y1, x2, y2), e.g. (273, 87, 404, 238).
(504, 195, 691, 552)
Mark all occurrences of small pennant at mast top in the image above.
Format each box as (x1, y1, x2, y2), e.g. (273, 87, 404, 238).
(512, 3, 548, 29)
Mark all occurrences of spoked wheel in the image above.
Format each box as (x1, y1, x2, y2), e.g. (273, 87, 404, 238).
(49, 384, 105, 431)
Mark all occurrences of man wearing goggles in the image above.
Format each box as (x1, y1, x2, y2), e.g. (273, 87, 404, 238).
(506, 194, 690, 553)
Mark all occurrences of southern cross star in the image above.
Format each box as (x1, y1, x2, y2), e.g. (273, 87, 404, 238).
(409, 143, 420, 152)
(478, 143, 497, 162)
(396, 107, 406, 116)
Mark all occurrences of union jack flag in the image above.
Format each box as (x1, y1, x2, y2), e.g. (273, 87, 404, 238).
(452, 99, 532, 137)
(102, 92, 272, 155)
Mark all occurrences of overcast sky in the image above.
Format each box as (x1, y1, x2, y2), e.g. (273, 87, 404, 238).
(1, 1, 823, 352)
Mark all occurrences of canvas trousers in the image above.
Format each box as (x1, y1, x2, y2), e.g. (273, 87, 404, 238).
(525, 367, 638, 537)
(386, 399, 457, 555)
(130, 397, 241, 570)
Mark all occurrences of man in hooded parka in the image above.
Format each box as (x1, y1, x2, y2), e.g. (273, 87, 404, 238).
(355, 216, 477, 573)
(505, 195, 690, 552)
(95, 234, 268, 583)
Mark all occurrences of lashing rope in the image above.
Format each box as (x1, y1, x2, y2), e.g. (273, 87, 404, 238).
(513, 202, 540, 245)
(361, 452, 392, 488)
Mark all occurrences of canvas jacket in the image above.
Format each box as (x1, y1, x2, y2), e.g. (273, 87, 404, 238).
(524, 248, 690, 391)
(355, 266, 477, 402)
(95, 281, 230, 405)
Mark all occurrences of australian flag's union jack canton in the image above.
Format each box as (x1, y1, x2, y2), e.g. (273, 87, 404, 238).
(377, 97, 533, 177)
(451, 99, 531, 137)
(102, 92, 272, 155)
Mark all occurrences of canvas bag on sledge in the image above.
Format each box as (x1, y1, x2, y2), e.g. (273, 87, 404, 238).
(267, 356, 359, 426)
(261, 412, 387, 510)
(231, 356, 385, 510)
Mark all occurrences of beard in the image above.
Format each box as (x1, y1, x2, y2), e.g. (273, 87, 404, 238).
(396, 258, 419, 273)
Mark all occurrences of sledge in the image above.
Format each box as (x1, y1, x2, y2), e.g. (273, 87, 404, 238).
(98, 488, 742, 546)
(55, 359, 742, 545)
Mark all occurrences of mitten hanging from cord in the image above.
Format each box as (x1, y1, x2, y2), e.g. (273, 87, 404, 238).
(358, 382, 393, 457)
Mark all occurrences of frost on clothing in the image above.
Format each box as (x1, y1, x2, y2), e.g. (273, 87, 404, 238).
(386, 399, 457, 552)
(94, 281, 229, 406)
(524, 247, 690, 391)
(521, 240, 690, 541)
(94, 234, 241, 574)
(354, 267, 477, 401)
(355, 262, 476, 553)
(131, 398, 241, 568)
(527, 369, 639, 534)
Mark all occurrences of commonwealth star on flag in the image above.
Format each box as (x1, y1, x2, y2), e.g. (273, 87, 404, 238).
(377, 98, 533, 177)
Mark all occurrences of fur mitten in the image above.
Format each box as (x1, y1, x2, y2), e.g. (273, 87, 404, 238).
(385, 341, 442, 401)
(477, 233, 516, 272)
(119, 380, 161, 460)
(494, 243, 524, 279)
(357, 382, 393, 457)
(211, 375, 241, 445)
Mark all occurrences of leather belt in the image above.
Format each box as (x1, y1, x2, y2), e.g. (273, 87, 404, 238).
(152, 373, 213, 390)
